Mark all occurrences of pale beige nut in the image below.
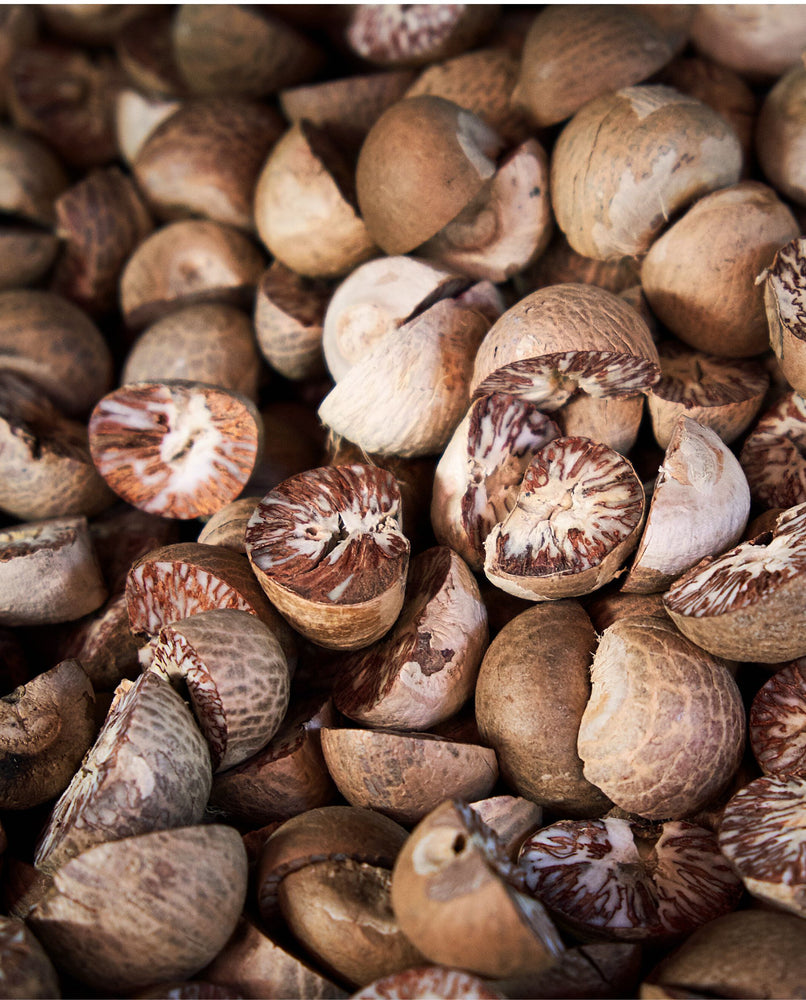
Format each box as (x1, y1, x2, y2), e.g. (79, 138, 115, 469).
(28, 825, 248, 993)
(663, 502, 806, 663)
(578, 616, 746, 819)
(150, 608, 290, 772)
(88, 380, 262, 519)
(622, 417, 750, 594)
(757, 64, 806, 207)
(254, 262, 330, 382)
(764, 237, 806, 397)
(0, 516, 107, 627)
(114, 87, 181, 166)
(689, 4, 806, 80)
(551, 85, 742, 261)
(33, 670, 212, 874)
(245, 464, 410, 650)
(556, 391, 645, 456)
(332, 546, 488, 730)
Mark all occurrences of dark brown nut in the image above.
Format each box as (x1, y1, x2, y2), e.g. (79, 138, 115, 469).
(390, 800, 564, 980)
(254, 262, 330, 382)
(0, 290, 113, 417)
(33, 671, 212, 875)
(0, 659, 95, 811)
(208, 694, 338, 826)
(134, 98, 284, 231)
(513, 5, 674, 128)
(88, 381, 262, 520)
(492, 941, 642, 1000)
(578, 616, 745, 820)
(245, 464, 409, 651)
(646, 340, 769, 449)
(0, 125, 68, 226)
(749, 658, 806, 778)
(518, 817, 742, 941)
(0, 915, 60, 1000)
(39, 4, 147, 44)
(551, 85, 742, 261)
(0, 225, 60, 292)
(640, 181, 799, 358)
(320, 727, 498, 826)
(249, 401, 326, 500)
(718, 773, 806, 916)
(0, 7, 37, 115)
(119, 219, 265, 331)
(663, 502, 806, 663)
(0, 516, 107, 627)
(356, 96, 503, 256)
(518, 230, 642, 297)
(122, 304, 261, 401)
(332, 546, 488, 730)
(688, 5, 806, 81)
(172, 5, 323, 98)
(256, 805, 408, 924)
(484, 437, 645, 602)
(58, 592, 142, 691)
(28, 825, 248, 994)
(475, 600, 610, 817)
(0, 371, 115, 522)
(150, 608, 290, 772)
(471, 283, 659, 408)
(51, 166, 153, 317)
(764, 238, 806, 398)
(114, 10, 187, 97)
(89, 504, 181, 595)
(622, 417, 750, 594)
(584, 585, 669, 634)
(253, 121, 377, 280)
(204, 916, 346, 1000)
(642, 909, 806, 999)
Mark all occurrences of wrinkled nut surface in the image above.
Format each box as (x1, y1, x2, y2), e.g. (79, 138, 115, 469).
(765, 237, 806, 397)
(739, 390, 806, 511)
(749, 659, 806, 778)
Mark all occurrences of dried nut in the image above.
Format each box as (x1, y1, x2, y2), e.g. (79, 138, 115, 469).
(51, 166, 154, 317)
(0, 290, 113, 417)
(622, 417, 750, 594)
(432, 393, 560, 571)
(8, 43, 123, 168)
(641, 181, 799, 358)
(172, 5, 323, 98)
(0, 659, 95, 810)
(321, 255, 467, 383)
(39, 4, 147, 44)
(558, 392, 645, 456)
(764, 237, 806, 396)
(33, 670, 212, 874)
(584, 585, 669, 633)
(254, 121, 377, 279)
(475, 600, 610, 817)
(319, 298, 488, 458)
(405, 47, 530, 146)
(0, 915, 60, 1000)
(663, 502, 806, 663)
(0, 226, 60, 293)
(0, 7, 37, 116)
(513, 5, 674, 127)
(0, 371, 115, 522)
(256, 805, 408, 924)
(122, 304, 261, 401)
(519, 230, 642, 297)
(353, 966, 503, 1000)
(250, 402, 326, 499)
(642, 909, 806, 999)
(416, 138, 553, 283)
(757, 64, 806, 206)
(718, 774, 806, 916)
(749, 659, 806, 778)
(519, 817, 742, 941)
(647, 340, 769, 449)
(492, 941, 642, 1000)
(134, 98, 284, 231)
(484, 436, 645, 601)
(320, 727, 498, 826)
(278, 858, 425, 988)
(89, 504, 181, 595)
(204, 916, 346, 1000)
(356, 96, 504, 256)
(254, 262, 330, 382)
(150, 608, 290, 772)
(28, 825, 247, 993)
(115, 87, 181, 166)
(332, 546, 488, 730)
(208, 694, 338, 825)
(468, 797, 543, 862)
(132, 983, 242, 1000)
(280, 70, 415, 154)
(689, 5, 806, 80)
(551, 85, 742, 261)
(245, 464, 409, 650)
(578, 616, 746, 819)
(390, 800, 564, 979)
(471, 283, 660, 408)
(88, 381, 262, 519)
(744, 391, 806, 508)
(114, 10, 187, 97)
(343, 6, 498, 68)
(0, 125, 68, 225)
(59, 592, 143, 691)
(197, 496, 261, 553)
(0, 516, 107, 627)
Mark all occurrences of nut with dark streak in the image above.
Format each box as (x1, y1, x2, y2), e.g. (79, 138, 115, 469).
(749, 658, 806, 778)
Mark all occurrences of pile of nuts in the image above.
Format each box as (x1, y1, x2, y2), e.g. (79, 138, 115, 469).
(3, 4, 806, 998)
